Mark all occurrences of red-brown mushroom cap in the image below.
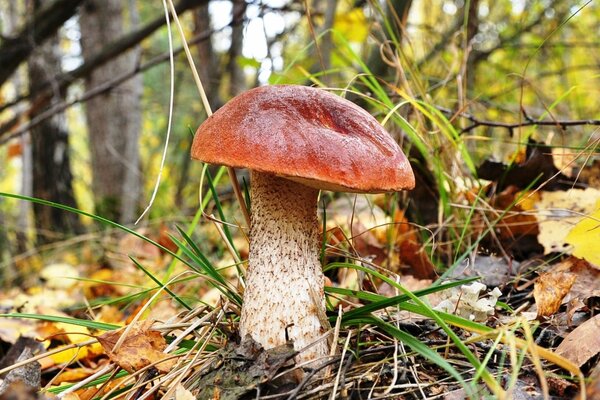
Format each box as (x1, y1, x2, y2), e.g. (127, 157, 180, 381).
(191, 85, 415, 193)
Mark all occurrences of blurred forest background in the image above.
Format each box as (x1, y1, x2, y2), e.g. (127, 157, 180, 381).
(0, 0, 598, 283)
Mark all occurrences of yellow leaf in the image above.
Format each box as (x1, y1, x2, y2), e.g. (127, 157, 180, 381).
(536, 188, 600, 254)
(334, 9, 368, 43)
(565, 201, 600, 266)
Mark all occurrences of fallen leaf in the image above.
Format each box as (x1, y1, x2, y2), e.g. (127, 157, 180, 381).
(575, 158, 600, 189)
(175, 384, 196, 400)
(584, 362, 600, 399)
(351, 222, 387, 267)
(36, 308, 103, 368)
(555, 314, 600, 367)
(565, 201, 600, 266)
(40, 263, 79, 290)
(546, 376, 577, 398)
(51, 367, 97, 384)
(84, 269, 121, 299)
(535, 188, 600, 255)
(533, 271, 576, 317)
(550, 256, 600, 307)
(96, 320, 175, 374)
(7, 141, 22, 158)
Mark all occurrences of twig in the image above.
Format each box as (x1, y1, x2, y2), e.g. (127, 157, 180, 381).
(330, 330, 353, 400)
(0, 28, 219, 144)
(438, 106, 600, 135)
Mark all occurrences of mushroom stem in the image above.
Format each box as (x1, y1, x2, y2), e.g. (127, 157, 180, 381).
(240, 171, 329, 362)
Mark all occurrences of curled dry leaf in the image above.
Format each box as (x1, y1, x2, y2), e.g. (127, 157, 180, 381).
(555, 314, 600, 367)
(533, 271, 576, 317)
(96, 320, 175, 374)
(548, 256, 600, 312)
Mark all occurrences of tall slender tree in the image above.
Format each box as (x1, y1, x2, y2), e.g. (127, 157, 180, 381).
(79, 0, 142, 223)
(28, 0, 82, 244)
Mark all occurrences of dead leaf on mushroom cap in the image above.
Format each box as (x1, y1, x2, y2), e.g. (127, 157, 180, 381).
(96, 319, 175, 374)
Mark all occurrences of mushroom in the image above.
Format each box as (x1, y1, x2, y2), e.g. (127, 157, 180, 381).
(191, 85, 414, 363)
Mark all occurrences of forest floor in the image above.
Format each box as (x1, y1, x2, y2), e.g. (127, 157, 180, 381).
(1, 151, 600, 399)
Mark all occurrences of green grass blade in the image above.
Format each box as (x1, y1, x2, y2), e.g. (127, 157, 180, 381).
(169, 231, 242, 306)
(0, 313, 119, 331)
(367, 315, 476, 396)
(330, 277, 478, 322)
(129, 256, 191, 310)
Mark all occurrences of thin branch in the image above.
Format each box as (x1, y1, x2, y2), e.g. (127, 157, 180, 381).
(0, 29, 216, 144)
(0, 0, 84, 86)
(438, 106, 600, 135)
(0, 0, 205, 115)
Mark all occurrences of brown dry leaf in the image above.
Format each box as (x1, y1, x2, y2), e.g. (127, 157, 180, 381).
(564, 258, 600, 298)
(555, 314, 600, 367)
(551, 256, 600, 306)
(576, 159, 600, 189)
(7, 141, 22, 158)
(492, 187, 540, 240)
(533, 270, 576, 317)
(35, 308, 104, 368)
(96, 319, 175, 374)
(399, 239, 436, 279)
(84, 269, 121, 299)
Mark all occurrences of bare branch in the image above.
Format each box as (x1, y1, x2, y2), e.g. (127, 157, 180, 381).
(0, 0, 84, 86)
(0, 0, 206, 114)
(438, 106, 600, 135)
(0, 29, 216, 144)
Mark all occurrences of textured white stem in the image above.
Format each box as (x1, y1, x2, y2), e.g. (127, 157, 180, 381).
(239, 171, 329, 362)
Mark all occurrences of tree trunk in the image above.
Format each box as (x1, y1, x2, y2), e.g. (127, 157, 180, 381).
(228, 0, 246, 96)
(79, 0, 142, 223)
(193, 2, 222, 109)
(27, 0, 82, 244)
(464, 0, 480, 96)
(3, 0, 32, 253)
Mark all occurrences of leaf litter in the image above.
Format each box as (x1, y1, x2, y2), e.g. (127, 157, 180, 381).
(3, 153, 600, 398)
